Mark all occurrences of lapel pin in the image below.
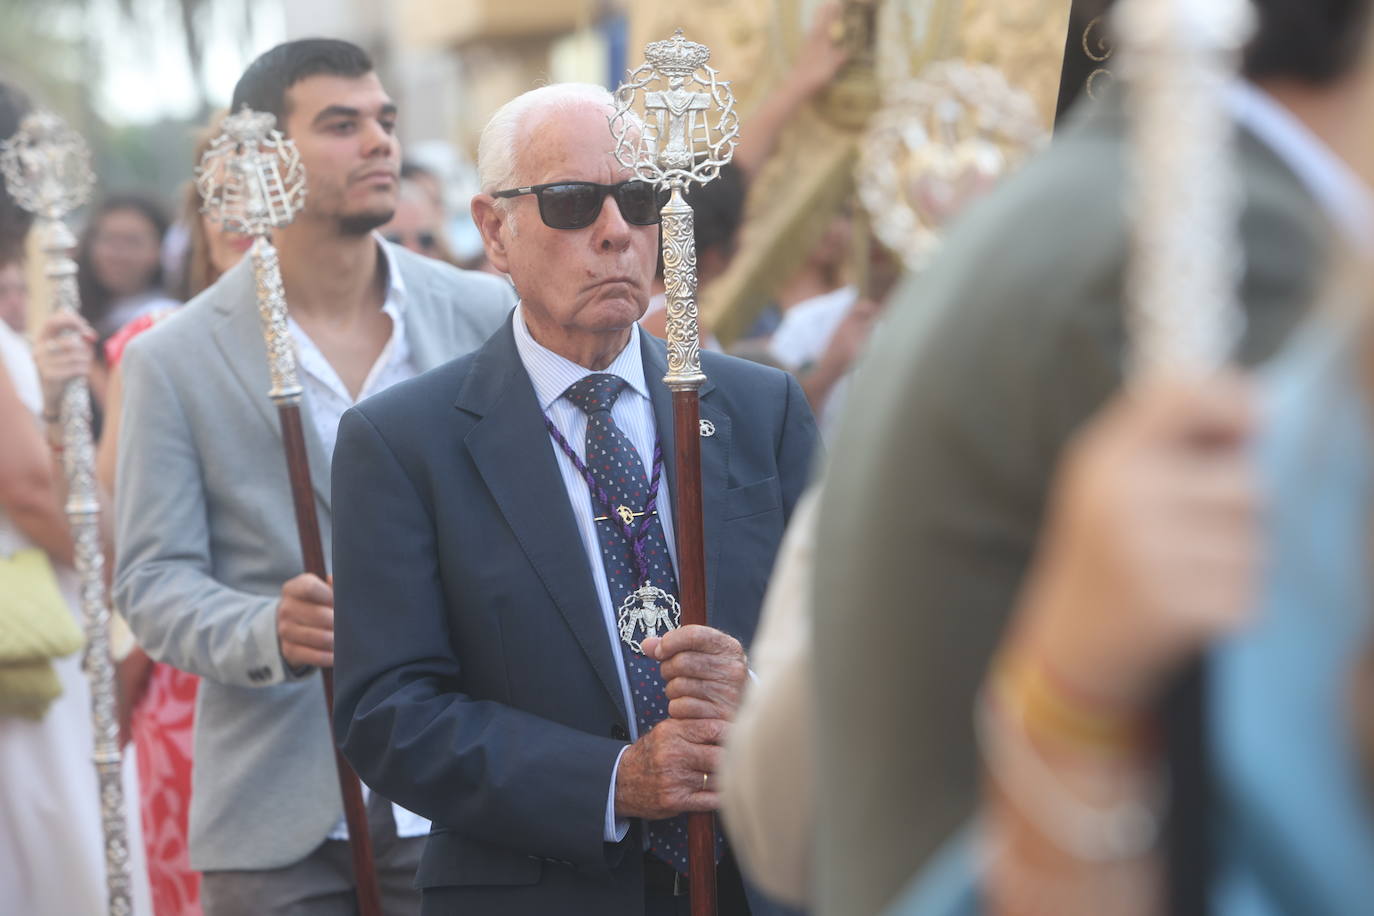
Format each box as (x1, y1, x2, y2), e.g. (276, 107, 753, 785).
(699, 419, 716, 438)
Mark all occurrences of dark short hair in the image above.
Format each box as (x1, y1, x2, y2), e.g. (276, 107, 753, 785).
(687, 162, 745, 256)
(230, 38, 374, 130)
(0, 81, 33, 263)
(1244, 0, 1371, 84)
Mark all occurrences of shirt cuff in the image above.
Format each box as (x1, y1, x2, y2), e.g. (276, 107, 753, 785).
(605, 745, 631, 843)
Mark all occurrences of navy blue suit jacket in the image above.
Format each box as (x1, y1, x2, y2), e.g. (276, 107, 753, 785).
(331, 314, 818, 914)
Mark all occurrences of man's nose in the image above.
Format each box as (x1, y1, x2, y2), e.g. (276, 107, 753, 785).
(361, 119, 394, 158)
(596, 194, 633, 252)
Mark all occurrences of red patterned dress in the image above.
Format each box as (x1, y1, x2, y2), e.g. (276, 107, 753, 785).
(108, 310, 202, 916)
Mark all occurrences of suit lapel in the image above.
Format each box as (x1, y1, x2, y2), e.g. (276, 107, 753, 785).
(209, 257, 334, 514)
(459, 322, 629, 721)
(640, 337, 729, 625)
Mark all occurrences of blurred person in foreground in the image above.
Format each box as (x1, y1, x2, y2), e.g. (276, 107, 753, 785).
(809, 0, 1374, 913)
(0, 78, 154, 916)
(330, 82, 817, 915)
(112, 38, 512, 915)
(883, 314, 1374, 915)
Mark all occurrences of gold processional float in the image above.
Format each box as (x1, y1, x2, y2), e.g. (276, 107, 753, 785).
(625, 0, 1116, 344)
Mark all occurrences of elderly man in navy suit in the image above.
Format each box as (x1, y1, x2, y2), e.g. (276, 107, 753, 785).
(330, 82, 818, 916)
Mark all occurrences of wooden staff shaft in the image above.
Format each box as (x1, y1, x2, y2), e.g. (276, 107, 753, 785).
(661, 183, 718, 916)
(671, 390, 718, 915)
(275, 402, 382, 916)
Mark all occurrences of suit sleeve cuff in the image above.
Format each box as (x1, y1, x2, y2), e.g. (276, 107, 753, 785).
(605, 745, 631, 843)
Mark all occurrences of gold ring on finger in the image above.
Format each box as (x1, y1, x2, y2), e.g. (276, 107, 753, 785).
(702, 772, 709, 791)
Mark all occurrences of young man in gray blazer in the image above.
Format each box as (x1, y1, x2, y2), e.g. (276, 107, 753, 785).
(113, 40, 513, 915)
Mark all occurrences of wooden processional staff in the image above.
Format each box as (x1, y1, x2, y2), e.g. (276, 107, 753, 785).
(1, 111, 134, 916)
(195, 108, 382, 916)
(1114, 0, 1256, 911)
(611, 31, 740, 916)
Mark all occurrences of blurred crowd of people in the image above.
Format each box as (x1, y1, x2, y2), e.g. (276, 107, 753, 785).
(5, 0, 1374, 915)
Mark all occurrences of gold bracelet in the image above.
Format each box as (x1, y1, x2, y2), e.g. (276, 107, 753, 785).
(993, 654, 1148, 755)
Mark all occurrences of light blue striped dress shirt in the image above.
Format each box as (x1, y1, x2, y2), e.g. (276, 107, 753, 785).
(511, 305, 678, 842)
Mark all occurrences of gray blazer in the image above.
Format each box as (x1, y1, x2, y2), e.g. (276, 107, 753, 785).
(811, 88, 1331, 916)
(113, 243, 514, 871)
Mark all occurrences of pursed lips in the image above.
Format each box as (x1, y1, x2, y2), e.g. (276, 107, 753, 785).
(589, 276, 640, 291)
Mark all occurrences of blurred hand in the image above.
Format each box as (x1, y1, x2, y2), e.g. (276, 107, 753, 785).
(791, 2, 851, 97)
(643, 624, 749, 721)
(32, 311, 96, 417)
(614, 716, 727, 820)
(1007, 374, 1260, 715)
(277, 572, 334, 669)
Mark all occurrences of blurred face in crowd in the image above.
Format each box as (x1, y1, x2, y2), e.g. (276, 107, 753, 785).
(0, 260, 26, 333)
(91, 206, 163, 297)
(200, 211, 253, 278)
(283, 72, 401, 235)
(380, 179, 444, 258)
(474, 103, 658, 341)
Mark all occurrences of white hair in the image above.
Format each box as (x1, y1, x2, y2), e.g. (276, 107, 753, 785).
(477, 82, 620, 197)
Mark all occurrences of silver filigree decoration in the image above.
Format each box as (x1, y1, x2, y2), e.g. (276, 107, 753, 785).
(857, 60, 1047, 272)
(1116, 0, 1256, 378)
(2, 110, 133, 916)
(0, 110, 95, 221)
(611, 31, 737, 391)
(197, 107, 308, 402)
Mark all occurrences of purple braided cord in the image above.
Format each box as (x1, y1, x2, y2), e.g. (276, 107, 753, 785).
(544, 417, 666, 584)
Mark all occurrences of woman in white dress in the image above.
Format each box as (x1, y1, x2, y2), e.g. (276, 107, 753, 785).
(0, 249, 152, 915)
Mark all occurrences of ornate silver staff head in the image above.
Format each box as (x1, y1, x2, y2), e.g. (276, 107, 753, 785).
(612, 31, 738, 391)
(857, 60, 1047, 272)
(196, 106, 306, 238)
(611, 29, 739, 189)
(197, 106, 308, 404)
(1114, 0, 1256, 379)
(0, 109, 95, 248)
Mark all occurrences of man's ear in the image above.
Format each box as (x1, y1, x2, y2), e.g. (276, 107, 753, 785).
(470, 194, 511, 274)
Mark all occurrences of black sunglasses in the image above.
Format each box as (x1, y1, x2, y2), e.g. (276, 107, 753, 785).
(491, 180, 665, 230)
(384, 231, 437, 251)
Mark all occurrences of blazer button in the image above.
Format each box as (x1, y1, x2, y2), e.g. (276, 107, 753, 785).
(611, 724, 629, 741)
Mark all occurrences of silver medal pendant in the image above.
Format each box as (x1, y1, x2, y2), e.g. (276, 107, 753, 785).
(617, 583, 682, 654)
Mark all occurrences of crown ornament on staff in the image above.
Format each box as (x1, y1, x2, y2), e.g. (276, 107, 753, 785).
(197, 106, 308, 403)
(0, 109, 95, 242)
(196, 106, 306, 238)
(611, 30, 738, 389)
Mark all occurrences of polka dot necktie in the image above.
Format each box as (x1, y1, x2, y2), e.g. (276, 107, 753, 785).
(562, 373, 691, 872)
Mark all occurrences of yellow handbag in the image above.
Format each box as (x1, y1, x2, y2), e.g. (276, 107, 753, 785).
(0, 547, 85, 719)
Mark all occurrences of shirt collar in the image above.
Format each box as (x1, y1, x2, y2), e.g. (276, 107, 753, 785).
(1226, 80, 1374, 248)
(375, 233, 408, 316)
(511, 302, 649, 411)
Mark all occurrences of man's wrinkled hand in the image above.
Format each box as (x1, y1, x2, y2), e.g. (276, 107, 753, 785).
(642, 625, 748, 722)
(277, 572, 334, 670)
(614, 717, 727, 820)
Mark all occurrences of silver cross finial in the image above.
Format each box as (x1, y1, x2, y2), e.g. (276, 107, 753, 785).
(610, 30, 739, 187)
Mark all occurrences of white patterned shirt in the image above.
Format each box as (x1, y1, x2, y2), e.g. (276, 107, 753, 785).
(287, 239, 431, 841)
